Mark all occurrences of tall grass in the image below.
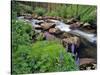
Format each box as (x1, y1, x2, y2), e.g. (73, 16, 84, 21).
(45, 4, 96, 23)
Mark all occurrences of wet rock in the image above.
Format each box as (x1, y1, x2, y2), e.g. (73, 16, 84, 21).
(40, 22, 56, 30)
(44, 32, 56, 40)
(80, 63, 97, 70)
(43, 16, 61, 20)
(62, 36, 80, 47)
(17, 16, 24, 20)
(24, 14, 32, 20)
(35, 20, 44, 25)
(49, 28, 57, 34)
(70, 23, 79, 29)
(32, 13, 38, 18)
(79, 58, 96, 70)
(66, 18, 78, 24)
(83, 22, 91, 27)
(70, 21, 83, 29)
(48, 28, 61, 34)
(62, 32, 72, 38)
(45, 19, 56, 23)
(37, 16, 43, 20)
(76, 21, 83, 27)
(79, 58, 96, 66)
(34, 25, 42, 30)
(80, 22, 84, 26)
(81, 22, 96, 33)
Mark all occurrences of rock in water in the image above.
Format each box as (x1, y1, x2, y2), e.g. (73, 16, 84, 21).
(62, 36, 80, 47)
(41, 22, 56, 30)
(66, 18, 78, 24)
(44, 32, 56, 40)
(79, 58, 96, 70)
(37, 16, 43, 20)
(79, 58, 96, 65)
(34, 25, 42, 30)
(24, 14, 32, 20)
(83, 22, 91, 27)
(49, 28, 62, 34)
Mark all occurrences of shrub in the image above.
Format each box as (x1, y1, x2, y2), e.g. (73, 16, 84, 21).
(29, 41, 78, 73)
(45, 11, 58, 17)
(12, 20, 33, 49)
(12, 20, 35, 74)
(34, 7, 46, 16)
(18, 3, 33, 14)
(12, 45, 32, 74)
(12, 1, 33, 16)
(36, 33, 45, 41)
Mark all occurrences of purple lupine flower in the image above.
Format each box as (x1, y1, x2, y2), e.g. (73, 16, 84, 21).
(76, 57, 79, 65)
(71, 44, 75, 54)
(44, 32, 49, 40)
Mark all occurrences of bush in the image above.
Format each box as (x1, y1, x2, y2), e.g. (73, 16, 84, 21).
(46, 11, 58, 17)
(12, 45, 32, 74)
(11, 1, 33, 16)
(29, 41, 78, 73)
(36, 32, 45, 41)
(34, 7, 46, 16)
(18, 3, 33, 14)
(12, 20, 33, 49)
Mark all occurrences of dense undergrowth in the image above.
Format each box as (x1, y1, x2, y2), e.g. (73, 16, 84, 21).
(12, 20, 78, 74)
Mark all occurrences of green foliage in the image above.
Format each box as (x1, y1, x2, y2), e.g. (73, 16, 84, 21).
(12, 11, 17, 19)
(45, 4, 96, 23)
(29, 41, 78, 73)
(45, 5, 68, 18)
(18, 3, 33, 14)
(12, 45, 32, 74)
(36, 32, 45, 41)
(34, 7, 46, 16)
(79, 6, 97, 23)
(11, 1, 33, 16)
(12, 20, 35, 74)
(46, 11, 58, 17)
(12, 20, 33, 50)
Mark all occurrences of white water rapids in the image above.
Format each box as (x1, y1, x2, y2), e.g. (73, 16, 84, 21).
(47, 20, 97, 44)
(17, 17, 97, 44)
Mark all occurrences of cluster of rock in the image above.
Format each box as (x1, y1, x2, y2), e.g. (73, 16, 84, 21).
(20, 14, 96, 33)
(66, 18, 96, 33)
(79, 58, 97, 70)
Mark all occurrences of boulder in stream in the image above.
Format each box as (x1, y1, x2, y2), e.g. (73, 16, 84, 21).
(37, 16, 43, 20)
(44, 32, 56, 40)
(49, 28, 61, 34)
(40, 22, 56, 30)
(62, 36, 80, 48)
(34, 25, 42, 30)
(79, 58, 96, 70)
(24, 14, 32, 20)
(83, 22, 91, 27)
(66, 18, 78, 24)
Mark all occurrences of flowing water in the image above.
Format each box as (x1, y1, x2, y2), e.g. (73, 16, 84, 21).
(50, 20, 97, 44)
